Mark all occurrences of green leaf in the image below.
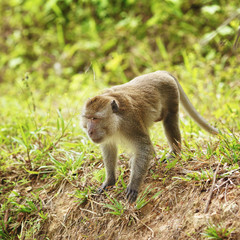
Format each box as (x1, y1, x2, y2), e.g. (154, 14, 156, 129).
(218, 26, 234, 36)
(202, 5, 220, 15)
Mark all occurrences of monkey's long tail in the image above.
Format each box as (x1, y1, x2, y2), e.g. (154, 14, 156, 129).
(170, 75, 219, 135)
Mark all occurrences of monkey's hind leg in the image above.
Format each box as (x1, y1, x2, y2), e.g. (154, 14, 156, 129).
(163, 112, 181, 159)
(98, 143, 118, 193)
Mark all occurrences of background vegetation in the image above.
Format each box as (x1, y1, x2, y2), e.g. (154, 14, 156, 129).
(0, 0, 239, 239)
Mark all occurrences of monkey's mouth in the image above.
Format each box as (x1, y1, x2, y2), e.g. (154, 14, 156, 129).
(90, 137, 103, 144)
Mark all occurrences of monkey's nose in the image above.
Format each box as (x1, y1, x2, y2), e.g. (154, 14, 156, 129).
(88, 130, 94, 136)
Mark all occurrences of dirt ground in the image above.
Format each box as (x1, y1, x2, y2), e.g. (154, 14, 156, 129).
(37, 159, 240, 240)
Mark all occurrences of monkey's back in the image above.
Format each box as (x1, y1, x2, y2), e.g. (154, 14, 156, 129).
(103, 71, 180, 129)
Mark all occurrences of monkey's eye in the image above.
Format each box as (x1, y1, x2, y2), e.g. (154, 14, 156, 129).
(81, 115, 98, 120)
(91, 117, 101, 122)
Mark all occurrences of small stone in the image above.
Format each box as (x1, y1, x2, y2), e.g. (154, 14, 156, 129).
(192, 213, 209, 230)
(223, 202, 239, 215)
(210, 211, 221, 222)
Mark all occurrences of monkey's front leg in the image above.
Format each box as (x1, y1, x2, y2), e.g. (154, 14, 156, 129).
(126, 141, 154, 203)
(98, 142, 118, 193)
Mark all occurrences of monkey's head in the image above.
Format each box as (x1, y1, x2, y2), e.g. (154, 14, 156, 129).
(81, 96, 119, 143)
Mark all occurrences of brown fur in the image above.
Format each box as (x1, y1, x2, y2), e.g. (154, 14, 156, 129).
(81, 71, 218, 203)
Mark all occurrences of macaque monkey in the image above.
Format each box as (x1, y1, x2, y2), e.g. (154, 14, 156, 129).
(81, 71, 218, 203)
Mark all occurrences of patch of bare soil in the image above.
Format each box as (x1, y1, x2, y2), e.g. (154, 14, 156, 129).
(39, 159, 240, 240)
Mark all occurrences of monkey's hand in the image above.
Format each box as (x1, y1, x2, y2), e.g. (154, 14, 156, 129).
(98, 179, 115, 194)
(126, 186, 138, 203)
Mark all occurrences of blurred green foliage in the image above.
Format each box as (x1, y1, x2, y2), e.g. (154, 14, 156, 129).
(0, 0, 239, 89)
(0, 0, 240, 159)
(0, 1, 240, 238)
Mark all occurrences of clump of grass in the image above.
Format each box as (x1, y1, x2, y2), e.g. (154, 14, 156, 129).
(136, 185, 162, 210)
(103, 193, 125, 216)
(202, 223, 234, 239)
(42, 150, 85, 183)
(0, 190, 47, 239)
(174, 169, 214, 182)
(75, 187, 93, 205)
(215, 131, 240, 165)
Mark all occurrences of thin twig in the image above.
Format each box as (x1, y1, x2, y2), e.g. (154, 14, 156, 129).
(79, 207, 98, 215)
(200, 12, 240, 46)
(204, 163, 221, 213)
(26, 148, 32, 170)
(213, 179, 230, 192)
(133, 213, 155, 238)
(224, 183, 229, 202)
(233, 26, 240, 50)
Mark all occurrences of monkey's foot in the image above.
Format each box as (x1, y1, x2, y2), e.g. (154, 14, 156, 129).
(126, 186, 138, 203)
(97, 181, 115, 194)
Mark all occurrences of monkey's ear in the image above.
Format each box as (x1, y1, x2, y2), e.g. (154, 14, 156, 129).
(111, 100, 119, 113)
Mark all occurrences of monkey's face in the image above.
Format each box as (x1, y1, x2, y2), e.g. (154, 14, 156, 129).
(81, 96, 119, 144)
(81, 116, 107, 143)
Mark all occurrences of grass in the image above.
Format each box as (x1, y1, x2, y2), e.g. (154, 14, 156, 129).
(1, 0, 240, 238)
(202, 223, 234, 239)
(1, 66, 239, 239)
(1, 32, 240, 240)
(1, 63, 240, 238)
